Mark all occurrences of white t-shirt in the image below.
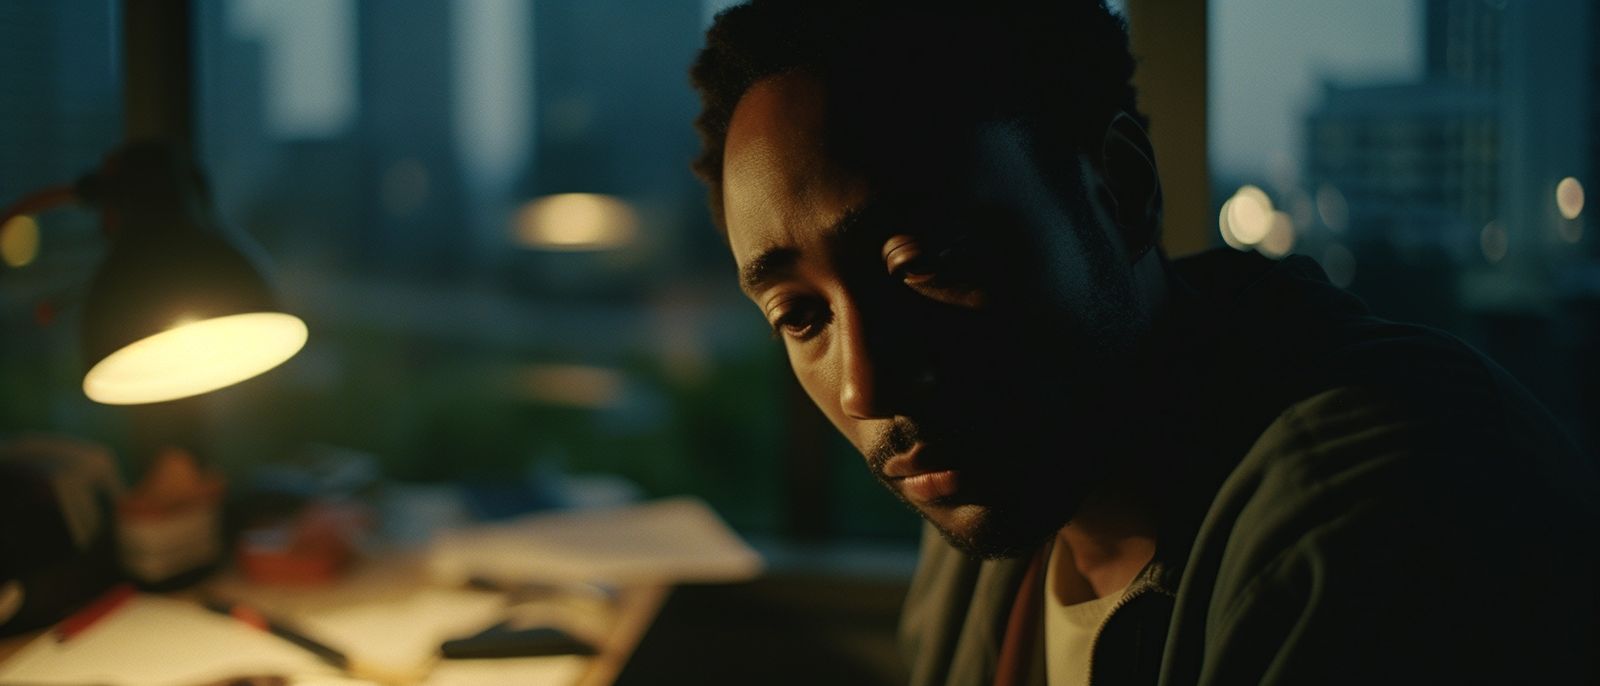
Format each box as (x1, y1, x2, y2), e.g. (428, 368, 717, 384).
(1044, 542, 1128, 686)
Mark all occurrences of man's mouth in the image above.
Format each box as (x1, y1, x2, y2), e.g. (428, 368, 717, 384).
(896, 469, 963, 503)
(882, 444, 966, 504)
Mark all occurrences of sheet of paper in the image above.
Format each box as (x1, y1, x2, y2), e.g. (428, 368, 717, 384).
(0, 595, 338, 686)
(427, 497, 764, 586)
(290, 587, 506, 675)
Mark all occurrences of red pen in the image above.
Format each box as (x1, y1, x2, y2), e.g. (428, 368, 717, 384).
(54, 583, 135, 642)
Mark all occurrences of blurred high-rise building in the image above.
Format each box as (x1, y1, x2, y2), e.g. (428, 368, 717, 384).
(1425, 0, 1503, 90)
(0, 1, 120, 195)
(1304, 0, 1506, 264)
(1305, 0, 1594, 275)
(1303, 0, 1597, 449)
(355, 1, 470, 278)
(1498, 0, 1593, 269)
(1304, 81, 1498, 257)
(503, 0, 713, 294)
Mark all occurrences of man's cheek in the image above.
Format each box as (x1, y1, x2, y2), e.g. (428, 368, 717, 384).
(789, 358, 839, 423)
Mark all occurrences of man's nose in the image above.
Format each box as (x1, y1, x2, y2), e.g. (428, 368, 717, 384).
(836, 301, 929, 420)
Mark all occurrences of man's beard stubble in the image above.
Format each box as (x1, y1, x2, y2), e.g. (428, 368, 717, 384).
(864, 414, 1102, 560)
(855, 259, 1142, 560)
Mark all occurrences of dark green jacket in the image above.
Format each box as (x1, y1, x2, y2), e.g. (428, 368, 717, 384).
(900, 250, 1600, 685)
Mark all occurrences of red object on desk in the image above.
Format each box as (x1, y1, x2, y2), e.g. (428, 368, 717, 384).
(237, 504, 360, 586)
(53, 583, 133, 642)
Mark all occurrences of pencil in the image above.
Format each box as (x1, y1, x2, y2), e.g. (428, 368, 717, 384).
(199, 598, 424, 686)
(200, 598, 349, 669)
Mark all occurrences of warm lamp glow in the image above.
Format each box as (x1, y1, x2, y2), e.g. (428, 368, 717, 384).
(514, 193, 638, 249)
(83, 312, 308, 405)
(1, 215, 40, 267)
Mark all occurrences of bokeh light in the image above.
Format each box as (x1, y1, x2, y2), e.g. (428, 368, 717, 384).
(1480, 220, 1508, 263)
(514, 193, 639, 250)
(0, 214, 41, 268)
(514, 363, 625, 409)
(1258, 210, 1296, 258)
(1218, 198, 1247, 250)
(1226, 185, 1274, 244)
(1555, 177, 1584, 220)
(1316, 183, 1349, 232)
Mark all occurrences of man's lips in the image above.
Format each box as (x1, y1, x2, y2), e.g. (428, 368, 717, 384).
(881, 443, 949, 478)
(882, 444, 965, 503)
(898, 469, 962, 502)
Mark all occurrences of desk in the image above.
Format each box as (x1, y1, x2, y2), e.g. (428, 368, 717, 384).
(0, 560, 668, 686)
(572, 584, 666, 686)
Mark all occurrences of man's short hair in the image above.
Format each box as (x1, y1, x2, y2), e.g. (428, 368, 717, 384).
(690, 0, 1147, 232)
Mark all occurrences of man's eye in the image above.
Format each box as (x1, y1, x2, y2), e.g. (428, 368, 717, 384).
(885, 236, 973, 288)
(768, 300, 829, 341)
(894, 252, 942, 283)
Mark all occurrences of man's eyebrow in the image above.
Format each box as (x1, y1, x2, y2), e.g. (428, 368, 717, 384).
(738, 202, 879, 297)
(740, 247, 800, 297)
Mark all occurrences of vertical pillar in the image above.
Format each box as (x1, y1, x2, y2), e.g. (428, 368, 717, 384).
(1124, 0, 1210, 257)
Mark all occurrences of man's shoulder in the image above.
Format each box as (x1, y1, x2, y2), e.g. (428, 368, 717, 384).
(1203, 368, 1599, 590)
(1172, 248, 1590, 497)
(1228, 370, 1595, 523)
(1169, 379, 1600, 683)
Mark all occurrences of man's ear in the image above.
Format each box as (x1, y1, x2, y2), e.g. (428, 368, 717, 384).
(1098, 112, 1163, 260)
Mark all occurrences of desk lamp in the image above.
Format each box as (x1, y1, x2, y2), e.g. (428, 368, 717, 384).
(0, 143, 307, 404)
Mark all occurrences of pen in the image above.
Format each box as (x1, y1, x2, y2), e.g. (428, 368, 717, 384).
(198, 598, 421, 686)
(200, 598, 349, 670)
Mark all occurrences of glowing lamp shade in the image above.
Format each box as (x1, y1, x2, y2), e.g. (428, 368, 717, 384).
(74, 144, 307, 405)
(84, 313, 306, 405)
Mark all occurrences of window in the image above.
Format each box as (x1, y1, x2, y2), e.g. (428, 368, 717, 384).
(192, 0, 919, 542)
(1211, 0, 1598, 451)
(0, 0, 121, 438)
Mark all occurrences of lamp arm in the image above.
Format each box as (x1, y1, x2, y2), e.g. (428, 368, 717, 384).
(0, 185, 80, 229)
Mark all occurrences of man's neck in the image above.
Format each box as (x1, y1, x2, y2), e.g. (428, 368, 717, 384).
(1045, 251, 1172, 604)
(1051, 484, 1159, 604)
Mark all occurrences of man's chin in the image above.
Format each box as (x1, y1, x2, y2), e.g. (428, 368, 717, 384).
(920, 501, 1063, 560)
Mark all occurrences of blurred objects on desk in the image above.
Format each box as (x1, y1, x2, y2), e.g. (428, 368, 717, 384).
(427, 497, 763, 587)
(232, 446, 382, 587)
(118, 448, 227, 588)
(0, 593, 339, 685)
(0, 436, 122, 636)
(238, 503, 368, 586)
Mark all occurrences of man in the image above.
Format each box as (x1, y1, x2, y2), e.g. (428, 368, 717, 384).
(690, 2, 1598, 684)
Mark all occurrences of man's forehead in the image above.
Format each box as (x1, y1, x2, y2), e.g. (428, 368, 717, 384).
(722, 72, 865, 274)
(719, 71, 1019, 289)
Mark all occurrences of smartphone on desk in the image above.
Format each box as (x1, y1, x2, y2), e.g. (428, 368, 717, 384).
(441, 622, 597, 659)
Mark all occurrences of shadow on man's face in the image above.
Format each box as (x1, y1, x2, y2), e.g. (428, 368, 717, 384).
(723, 70, 1146, 558)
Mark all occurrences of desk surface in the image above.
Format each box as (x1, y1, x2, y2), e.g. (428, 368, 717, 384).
(0, 561, 667, 686)
(573, 584, 666, 686)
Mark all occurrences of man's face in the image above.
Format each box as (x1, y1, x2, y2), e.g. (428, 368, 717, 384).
(722, 72, 1148, 558)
